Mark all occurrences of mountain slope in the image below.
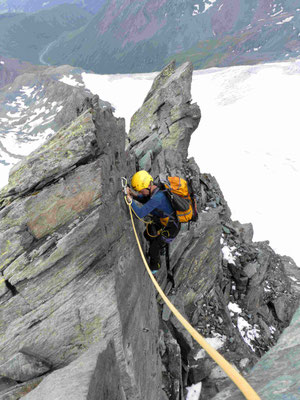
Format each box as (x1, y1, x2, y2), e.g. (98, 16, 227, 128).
(0, 56, 44, 89)
(0, 0, 106, 14)
(44, 0, 300, 73)
(0, 4, 93, 64)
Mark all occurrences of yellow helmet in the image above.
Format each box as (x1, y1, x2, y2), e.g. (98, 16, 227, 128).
(131, 170, 153, 192)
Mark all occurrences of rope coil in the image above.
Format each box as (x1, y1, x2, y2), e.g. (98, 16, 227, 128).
(124, 194, 261, 400)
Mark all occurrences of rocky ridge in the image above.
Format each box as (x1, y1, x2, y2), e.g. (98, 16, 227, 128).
(0, 61, 299, 400)
(0, 64, 111, 188)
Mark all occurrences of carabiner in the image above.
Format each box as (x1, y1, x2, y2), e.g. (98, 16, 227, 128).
(121, 177, 128, 195)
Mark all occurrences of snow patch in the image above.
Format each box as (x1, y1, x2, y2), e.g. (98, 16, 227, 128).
(20, 86, 36, 97)
(228, 302, 242, 314)
(289, 276, 299, 282)
(276, 16, 294, 25)
(222, 245, 237, 264)
(7, 111, 22, 118)
(28, 117, 45, 129)
(185, 382, 202, 400)
(269, 326, 276, 334)
(192, 4, 200, 16)
(59, 75, 83, 87)
(271, 8, 283, 17)
(237, 317, 260, 351)
(203, 0, 216, 13)
(195, 334, 226, 360)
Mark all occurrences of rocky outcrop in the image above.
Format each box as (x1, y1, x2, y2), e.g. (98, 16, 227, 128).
(212, 276, 300, 399)
(0, 63, 111, 190)
(0, 98, 161, 399)
(0, 60, 299, 400)
(128, 60, 299, 399)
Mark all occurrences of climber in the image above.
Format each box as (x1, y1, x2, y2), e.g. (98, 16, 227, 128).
(126, 170, 181, 275)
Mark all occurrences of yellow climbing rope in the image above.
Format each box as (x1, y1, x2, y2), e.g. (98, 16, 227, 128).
(124, 194, 261, 400)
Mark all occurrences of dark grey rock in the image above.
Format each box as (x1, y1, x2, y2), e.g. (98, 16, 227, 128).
(23, 340, 123, 400)
(0, 377, 44, 400)
(272, 296, 294, 323)
(0, 352, 50, 382)
(232, 221, 254, 243)
(243, 262, 259, 279)
(0, 97, 161, 400)
(0, 376, 17, 392)
(128, 61, 201, 173)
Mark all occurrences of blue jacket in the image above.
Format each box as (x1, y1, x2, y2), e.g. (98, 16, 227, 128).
(131, 189, 174, 219)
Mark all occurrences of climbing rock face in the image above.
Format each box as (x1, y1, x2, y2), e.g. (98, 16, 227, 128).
(127, 61, 300, 399)
(0, 98, 161, 400)
(0, 60, 299, 400)
(129, 60, 201, 174)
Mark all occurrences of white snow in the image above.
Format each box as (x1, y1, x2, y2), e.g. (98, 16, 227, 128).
(193, 4, 200, 16)
(7, 111, 22, 118)
(82, 71, 155, 130)
(59, 75, 83, 87)
(237, 317, 260, 351)
(28, 116, 45, 129)
(0, 149, 19, 187)
(228, 302, 242, 314)
(271, 8, 283, 17)
(1, 129, 46, 156)
(222, 245, 237, 264)
(269, 326, 276, 334)
(289, 276, 298, 282)
(276, 16, 294, 25)
(0, 61, 4, 65)
(20, 86, 36, 97)
(186, 382, 202, 400)
(190, 61, 300, 267)
(203, 0, 216, 13)
(195, 334, 226, 360)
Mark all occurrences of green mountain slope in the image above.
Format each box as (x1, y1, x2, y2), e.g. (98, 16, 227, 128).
(0, 4, 92, 64)
(44, 0, 300, 73)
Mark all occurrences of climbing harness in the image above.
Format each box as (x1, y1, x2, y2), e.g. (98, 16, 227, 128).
(121, 177, 261, 400)
(122, 177, 165, 238)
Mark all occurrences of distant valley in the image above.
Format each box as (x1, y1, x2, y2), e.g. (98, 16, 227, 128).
(0, 0, 299, 74)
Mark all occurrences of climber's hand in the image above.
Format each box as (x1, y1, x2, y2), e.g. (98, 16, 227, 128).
(126, 187, 133, 203)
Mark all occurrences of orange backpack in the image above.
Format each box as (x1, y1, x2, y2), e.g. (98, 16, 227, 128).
(160, 176, 197, 223)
